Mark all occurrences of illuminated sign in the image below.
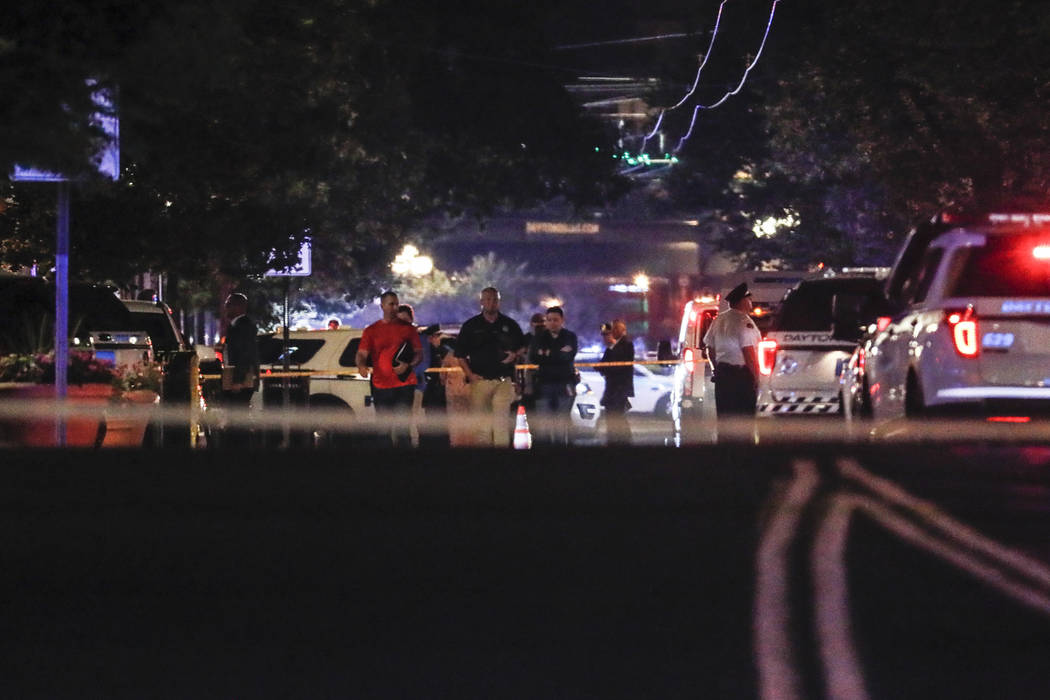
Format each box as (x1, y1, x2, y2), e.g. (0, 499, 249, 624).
(987, 213, 1050, 226)
(12, 83, 119, 182)
(525, 221, 599, 235)
(1001, 300, 1050, 314)
(608, 283, 647, 293)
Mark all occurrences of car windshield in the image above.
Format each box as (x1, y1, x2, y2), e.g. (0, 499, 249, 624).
(127, 312, 180, 352)
(258, 337, 324, 365)
(774, 279, 883, 331)
(949, 233, 1050, 297)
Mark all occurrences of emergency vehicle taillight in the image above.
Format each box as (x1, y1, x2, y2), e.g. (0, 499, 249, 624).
(758, 339, 778, 376)
(945, 307, 978, 357)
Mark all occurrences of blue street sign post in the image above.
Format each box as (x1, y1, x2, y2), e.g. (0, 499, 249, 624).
(11, 84, 119, 446)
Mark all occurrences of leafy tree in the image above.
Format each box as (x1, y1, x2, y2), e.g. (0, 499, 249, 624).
(1, 0, 626, 313)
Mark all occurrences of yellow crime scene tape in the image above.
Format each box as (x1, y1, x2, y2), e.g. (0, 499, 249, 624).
(199, 359, 685, 380)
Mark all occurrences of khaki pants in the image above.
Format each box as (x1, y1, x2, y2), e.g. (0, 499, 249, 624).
(468, 377, 516, 447)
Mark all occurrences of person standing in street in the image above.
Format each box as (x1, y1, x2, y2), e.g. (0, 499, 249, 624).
(356, 291, 422, 447)
(598, 319, 634, 445)
(397, 303, 428, 446)
(529, 306, 578, 446)
(702, 282, 761, 421)
(455, 287, 525, 447)
(221, 292, 260, 448)
(518, 312, 546, 413)
(419, 325, 451, 448)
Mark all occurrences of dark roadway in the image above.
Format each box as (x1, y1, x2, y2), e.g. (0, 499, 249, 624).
(2, 445, 1049, 699)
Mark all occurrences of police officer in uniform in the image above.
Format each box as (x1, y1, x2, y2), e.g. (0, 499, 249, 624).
(703, 282, 761, 417)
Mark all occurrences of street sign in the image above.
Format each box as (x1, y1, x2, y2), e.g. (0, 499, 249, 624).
(11, 83, 120, 182)
(9, 81, 119, 445)
(265, 239, 312, 277)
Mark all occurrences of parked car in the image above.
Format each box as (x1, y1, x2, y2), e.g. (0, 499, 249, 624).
(253, 327, 602, 441)
(0, 274, 132, 354)
(843, 210, 1050, 422)
(578, 358, 675, 416)
(756, 274, 888, 415)
(120, 299, 191, 354)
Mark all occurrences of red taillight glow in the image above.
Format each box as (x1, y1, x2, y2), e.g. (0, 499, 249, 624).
(876, 316, 891, 333)
(945, 307, 978, 357)
(757, 339, 778, 376)
(683, 347, 696, 373)
(1033, 245, 1050, 260)
(987, 416, 1031, 423)
(848, 347, 866, 372)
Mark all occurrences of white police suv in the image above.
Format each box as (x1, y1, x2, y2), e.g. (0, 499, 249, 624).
(757, 274, 887, 415)
(853, 211, 1050, 420)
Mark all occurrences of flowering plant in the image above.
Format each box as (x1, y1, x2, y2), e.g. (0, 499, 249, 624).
(113, 361, 164, 395)
(0, 351, 119, 385)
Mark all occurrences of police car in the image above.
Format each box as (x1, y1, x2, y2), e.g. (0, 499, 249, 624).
(756, 274, 887, 415)
(253, 328, 602, 437)
(847, 211, 1050, 421)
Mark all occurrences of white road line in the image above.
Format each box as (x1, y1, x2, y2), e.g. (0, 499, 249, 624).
(812, 495, 870, 700)
(845, 493, 1050, 616)
(754, 459, 819, 700)
(838, 458, 1050, 589)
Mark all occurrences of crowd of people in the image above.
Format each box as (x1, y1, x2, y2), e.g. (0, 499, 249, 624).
(218, 280, 765, 448)
(221, 285, 648, 448)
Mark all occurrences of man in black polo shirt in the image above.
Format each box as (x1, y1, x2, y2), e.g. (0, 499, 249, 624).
(455, 287, 525, 446)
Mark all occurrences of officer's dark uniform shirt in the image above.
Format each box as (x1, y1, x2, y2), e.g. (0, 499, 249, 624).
(454, 312, 525, 379)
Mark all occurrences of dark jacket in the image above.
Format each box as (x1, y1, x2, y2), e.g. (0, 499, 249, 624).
(529, 328, 578, 386)
(599, 336, 634, 406)
(224, 315, 260, 385)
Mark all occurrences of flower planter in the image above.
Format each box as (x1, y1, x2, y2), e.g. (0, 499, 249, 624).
(102, 389, 160, 447)
(0, 383, 114, 447)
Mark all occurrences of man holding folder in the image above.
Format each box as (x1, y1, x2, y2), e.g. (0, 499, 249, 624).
(356, 291, 422, 447)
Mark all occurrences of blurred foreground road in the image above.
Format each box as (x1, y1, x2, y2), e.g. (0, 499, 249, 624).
(2, 445, 1050, 699)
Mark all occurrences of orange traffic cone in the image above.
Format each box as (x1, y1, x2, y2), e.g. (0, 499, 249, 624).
(513, 404, 532, 449)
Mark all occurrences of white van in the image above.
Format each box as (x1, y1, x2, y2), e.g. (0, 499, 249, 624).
(670, 296, 720, 426)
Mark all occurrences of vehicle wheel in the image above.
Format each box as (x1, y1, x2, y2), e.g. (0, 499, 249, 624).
(859, 377, 873, 418)
(654, 394, 671, 418)
(904, 372, 925, 418)
(309, 395, 354, 447)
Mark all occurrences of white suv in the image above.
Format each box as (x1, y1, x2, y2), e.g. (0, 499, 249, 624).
(849, 211, 1050, 421)
(255, 328, 372, 413)
(254, 328, 601, 435)
(757, 275, 887, 415)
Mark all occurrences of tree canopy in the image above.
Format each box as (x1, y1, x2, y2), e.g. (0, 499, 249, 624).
(1, 0, 626, 302)
(656, 0, 1050, 267)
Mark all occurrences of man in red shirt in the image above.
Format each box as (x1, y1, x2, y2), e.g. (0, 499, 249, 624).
(355, 291, 422, 447)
